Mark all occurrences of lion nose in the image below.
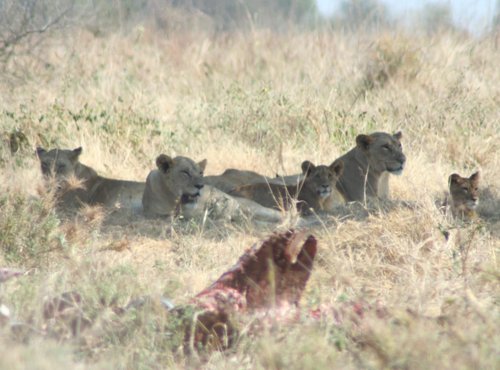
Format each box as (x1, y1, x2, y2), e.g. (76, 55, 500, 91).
(195, 183, 204, 190)
(400, 154, 407, 165)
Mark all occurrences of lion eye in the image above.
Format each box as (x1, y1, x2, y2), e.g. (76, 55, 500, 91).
(182, 170, 191, 178)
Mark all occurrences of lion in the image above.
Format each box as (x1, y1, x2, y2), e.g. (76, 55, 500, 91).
(275, 132, 405, 203)
(141, 154, 308, 224)
(36, 147, 145, 209)
(142, 154, 207, 218)
(229, 159, 344, 215)
(204, 169, 272, 193)
(448, 172, 480, 220)
(335, 131, 405, 202)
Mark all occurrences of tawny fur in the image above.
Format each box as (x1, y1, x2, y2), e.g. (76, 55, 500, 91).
(229, 159, 344, 215)
(448, 171, 480, 221)
(37, 147, 145, 210)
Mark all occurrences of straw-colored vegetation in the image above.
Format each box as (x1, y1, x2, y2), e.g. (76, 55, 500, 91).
(1, 12, 499, 369)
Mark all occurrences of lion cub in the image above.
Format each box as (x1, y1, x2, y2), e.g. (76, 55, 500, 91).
(229, 159, 344, 215)
(448, 172, 480, 221)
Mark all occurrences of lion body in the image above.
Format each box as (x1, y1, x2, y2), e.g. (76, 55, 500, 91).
(204, 169, 272, 193)
(335, 132, 406, 202)
(229, 160, 344, 215)
(37, 147, 144, 209)
(273, 132, 405, 203)
(195, 185, 284, 223)
(142, 155, 285, 223)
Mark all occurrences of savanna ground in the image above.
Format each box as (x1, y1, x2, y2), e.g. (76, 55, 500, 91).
(1, 15, 499, 370)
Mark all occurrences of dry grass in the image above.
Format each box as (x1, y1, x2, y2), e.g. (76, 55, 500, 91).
(0, 25, 499, 369)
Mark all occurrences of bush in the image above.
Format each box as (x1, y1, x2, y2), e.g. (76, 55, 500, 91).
(0, 192, 62, 266)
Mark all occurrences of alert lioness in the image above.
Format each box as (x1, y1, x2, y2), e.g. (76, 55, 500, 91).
(448, 172, 480, 220)
(229, 159, 344, 215)
(275, 132, 406, 203)
(336, 131, 406, 202)
(36, 147, 145, 209)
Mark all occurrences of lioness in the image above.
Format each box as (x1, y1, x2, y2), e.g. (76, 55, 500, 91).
(142, 154, 207, 218)
(275, 132, 406, 203)
(448, 172, 480, 220)
(36, 147, 145, 209)
(141, 155, 306, 224)
(336, 131, 406, 202)
(229, 159, 344, 215)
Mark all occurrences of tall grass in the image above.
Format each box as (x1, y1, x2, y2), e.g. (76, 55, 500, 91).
(0, 25, 499, 369)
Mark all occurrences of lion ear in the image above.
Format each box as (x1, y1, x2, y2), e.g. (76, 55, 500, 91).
(198, 159, 207, 172)
(356, 134, 374, 151)
(156, 154, 174, 173)
(449, 173, 462, 185)
(71, 147, 82, 158)
(330, 159, 344, 177)
(36, 147, 46, 158)
(469, 171, 480, 185)
(393, 131, 403, 141)
(301, 160, 315, 176)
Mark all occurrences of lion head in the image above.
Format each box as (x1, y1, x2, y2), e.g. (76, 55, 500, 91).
(155, 154, 207, 206)
(36, 147, 82, 179)
(355, 131, 406, 175)
(301, 159, 344, 201)
(143, 154, 208, 218)
(449, 172, 479, 216)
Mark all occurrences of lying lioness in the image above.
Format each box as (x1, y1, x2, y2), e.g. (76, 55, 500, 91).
(36, 147, 145, 209)
(204, 169, 272, 193)
(448, 171, 480, 221)
(274, 132, 406, 203)
(142, 155, 309, 224)
(229, 159, 344, 215)
(142, 154, 207, 218)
